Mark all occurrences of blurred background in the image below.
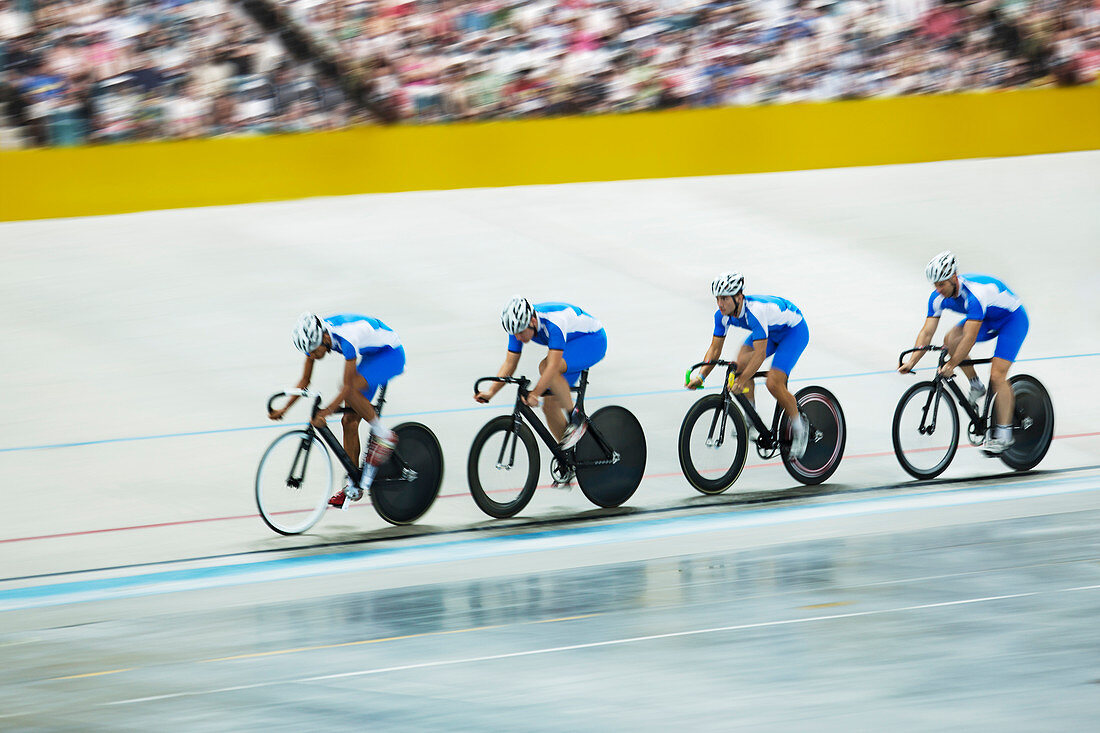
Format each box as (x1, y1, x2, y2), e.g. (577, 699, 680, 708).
(2, 2, 1099, 728)
(1, 0, 1098, 147)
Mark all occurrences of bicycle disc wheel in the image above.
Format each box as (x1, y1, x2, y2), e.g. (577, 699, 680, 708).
(255, 429, 334, 535)
(467, 416, 540, 518)
(677, 393, 748, 494)
(371, 422, 444, 525)
(779, 386, 846, 485)
(998, 375, 1054, 471)
(575, 405, 647, 508)
(891, 381, 959, 480)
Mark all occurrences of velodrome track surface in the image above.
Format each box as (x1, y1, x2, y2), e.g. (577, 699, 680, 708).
(1, 152, 1098, 728)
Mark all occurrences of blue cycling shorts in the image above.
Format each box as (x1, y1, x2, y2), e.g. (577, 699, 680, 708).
(743, 319, 809, 376)
(957, 306, 1029, 362)
(562, 329, 607, 386)
(355, 346, 406, 401)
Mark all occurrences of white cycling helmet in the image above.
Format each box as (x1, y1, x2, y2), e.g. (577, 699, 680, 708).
(501, 295, 535, 335)
(711, 271, 745, 297)
(292, 312, 326, 354)
(925, 250, 957, 283)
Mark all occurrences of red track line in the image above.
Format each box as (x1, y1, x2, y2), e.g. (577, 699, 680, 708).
(3, 431, 1098, 545)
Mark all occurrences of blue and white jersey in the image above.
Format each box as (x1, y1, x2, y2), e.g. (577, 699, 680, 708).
(927, 274, 1022, 328)
(324, 313, 402, 359)
(508, 302, 603, 353)
(713, 295, 804, 342)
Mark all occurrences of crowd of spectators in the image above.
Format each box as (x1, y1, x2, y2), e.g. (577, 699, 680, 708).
(1, 0, 1098, 146)
(0, 0, 353, 147)
(286, 0, 1100, 121)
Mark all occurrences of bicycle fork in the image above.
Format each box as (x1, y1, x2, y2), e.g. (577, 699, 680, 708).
(495, 416, 523, 470)
(918, 382, 945, 435)
(287, 432, 315, 489)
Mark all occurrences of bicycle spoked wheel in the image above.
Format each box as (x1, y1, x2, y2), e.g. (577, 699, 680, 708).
(255, 429, 334, 535)
(677, 393, 748, 494)
(998, 375, 1054, 471)
(575, 405, 646, 508)
(779, 386, 846, 485)
(891, 381, 960, 480)
(371, 422, 443, 525)
(467, 416, 540, 518)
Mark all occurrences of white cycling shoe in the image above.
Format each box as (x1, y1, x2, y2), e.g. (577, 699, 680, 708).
(984, 433, 1015, 454)
(789, 414, 809, 461)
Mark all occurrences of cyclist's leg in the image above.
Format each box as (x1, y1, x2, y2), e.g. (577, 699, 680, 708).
(554, 330, 608, 440)
(343, 375, 379, 440)
(736, 338, 758, 404)
(944, 320, 981, 383)
(539, 358, 572, 442)
(347, 346, 406, 437)
(990, 307, 1028, 428)
(341, 410, 363, 466)
(764, 320, 808, 421)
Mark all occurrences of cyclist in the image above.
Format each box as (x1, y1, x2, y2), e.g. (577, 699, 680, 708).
(270, 312, 405, 505)
(475, 296, 607, 451)
(686, 272, 810, 460)
(898, 251, 1028, 453)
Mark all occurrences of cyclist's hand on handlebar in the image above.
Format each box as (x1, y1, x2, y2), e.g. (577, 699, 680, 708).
(269, 407, 288, 421)
(686, 376, 704, 390)
(938, 363, 956, 378)
(524, 392, 540, 408)
(311, 406, 334, 428)
(728, 373, 751, 395)
(474, 391, 492, 404)
(897, 363, 914, 375)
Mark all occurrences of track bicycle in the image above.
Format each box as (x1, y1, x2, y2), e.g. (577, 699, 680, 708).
(892, 346, 1053, 479)
(467, 370, 646, 518)
(679, 360, 846, 493)
(255, 387, 443, 534)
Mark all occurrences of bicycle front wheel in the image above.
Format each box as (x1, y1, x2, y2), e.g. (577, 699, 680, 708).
(779, 386, 846, 485)
(575, 405, 647, 508)
(467, 416, 540, 518)
(892, 381, 959, 480)
(677, 393, 748, 494)
(998, 375, 1054, 471)
(255, 429, 334, 535)
(371, 422, 444, 525)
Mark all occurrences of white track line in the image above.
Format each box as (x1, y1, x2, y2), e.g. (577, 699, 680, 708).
(103, 584, 1100, 706)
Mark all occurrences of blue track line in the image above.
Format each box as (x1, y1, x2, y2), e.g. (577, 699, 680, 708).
(2, 351, 1096, 454)
(1, 473, 1097, 611)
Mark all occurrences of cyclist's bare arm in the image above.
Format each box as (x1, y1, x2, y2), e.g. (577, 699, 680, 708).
(270, 357, 317, 419)
(687, 335, 725, 388)
(475, 350, 521, 403)
(899, 317, 940, 373)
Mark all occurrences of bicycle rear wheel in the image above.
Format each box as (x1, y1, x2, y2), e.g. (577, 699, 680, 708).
(779, 386, 846, 485)
(998, 375, 1054, 471)
(255, 429, 334, 535)
(575, 405, 647, 508)
(371, 422, 444, 525)
(467, 416, 540, 518)
(677, 393, 748, 494)
(892, 381, 959, 480)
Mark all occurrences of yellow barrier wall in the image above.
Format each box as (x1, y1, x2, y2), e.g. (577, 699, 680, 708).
(2, 87, 1098, 222)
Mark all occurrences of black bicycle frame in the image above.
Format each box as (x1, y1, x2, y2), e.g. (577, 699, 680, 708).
(690, 360, 786, 452)
(269, 385, 409, 487)
(475, 371, 619, 468)
(899, 347, 993, 435)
